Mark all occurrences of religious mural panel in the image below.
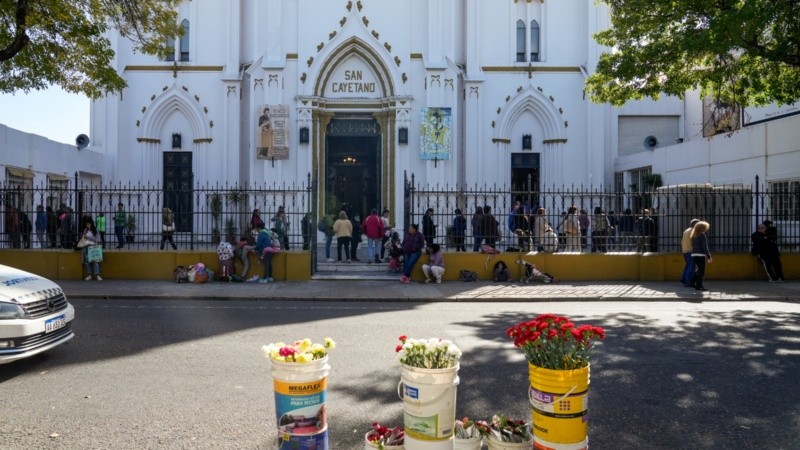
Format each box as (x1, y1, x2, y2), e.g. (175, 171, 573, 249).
(419, 107, 452, 161)
(257, 104, 290, 160)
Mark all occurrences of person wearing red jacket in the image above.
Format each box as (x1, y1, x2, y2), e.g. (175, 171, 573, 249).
(362, 208, 385, 264)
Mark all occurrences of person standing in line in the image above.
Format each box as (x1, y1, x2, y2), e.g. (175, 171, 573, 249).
(563, 206, 581, 252)
(95, 211, 106, 248)
(380, 209, 392, 261)
(532, 208, 548, 251)
(253, 222, 274, 283)
(46, 206, 58, 248)
(591, 206, 610, 253)
(680, 219, 701, 287)
(635, 209, 656, 253)
(318, 215, 335, 262)
(63, 207, 76, 249)
(606, 211, 618, 251)
(482, 206, 499, 249)
(113, 202, 126, 249)
(272, 210, 289, 250)
(5, 206, 21, 249)
(690, 221, 712, 291)
(751, 222, 784, 282)
(421, 243, 445, 283)
(160, 207, 178, 250)
(332, 211, 352, 262)
(19, 208, 32, 249)
(578, 209, 590, 252)
(362, 208, 385, 263)
(234, 236, 254, 278)
(350, 213, 363, 261)
(471, 206, 484, 251)
(401, 223, 425, 284)
(300, 212, 312, 250)
(79, 219, 102, 281)
(452, 208, 467, 252)
(618, 208, 635, 251)
(509, 202, 529, 250)
(35, 205, 47, 249)
(422, 208, 437, 245)
(251, 208, 265, 231)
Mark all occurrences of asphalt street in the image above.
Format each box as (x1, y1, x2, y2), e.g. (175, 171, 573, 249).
(1, 298, 799, 449)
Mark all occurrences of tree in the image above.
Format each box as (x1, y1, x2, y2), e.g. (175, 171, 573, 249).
(0, 0, 181, 98)
(586, 0, 800, 108)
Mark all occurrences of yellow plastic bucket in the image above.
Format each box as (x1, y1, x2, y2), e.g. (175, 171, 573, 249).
(397, 364, 460, 445)
(528, 364, 589, 450)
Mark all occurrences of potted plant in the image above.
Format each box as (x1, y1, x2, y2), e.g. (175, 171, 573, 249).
(476, 414, 533, 450)
(224, 216, 237, 244)
(209, 193, 222, 244)
(506, 314, 605, 449)
(454, 417, 482, 450)
(364, 422, 404, 450)
(124, 214, 136, 243)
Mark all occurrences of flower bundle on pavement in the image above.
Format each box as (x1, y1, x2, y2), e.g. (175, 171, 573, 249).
(395, 335, 462, 369)
(454, 417, 480, 439)
(261, 337, 336, 363)
(506, 314, 605, 370)
(367, 422, 404, 449)
(475, 414, 532, 443)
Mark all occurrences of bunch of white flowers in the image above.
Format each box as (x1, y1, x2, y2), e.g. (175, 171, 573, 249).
(395, 335, 462, 369)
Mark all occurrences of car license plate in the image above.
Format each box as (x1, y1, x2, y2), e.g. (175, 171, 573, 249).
(44, 315, 66, 333)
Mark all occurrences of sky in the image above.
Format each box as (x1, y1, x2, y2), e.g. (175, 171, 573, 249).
(0, 87, 91, 145)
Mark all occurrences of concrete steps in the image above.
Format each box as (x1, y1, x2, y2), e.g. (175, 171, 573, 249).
(313, 260, 400, 281)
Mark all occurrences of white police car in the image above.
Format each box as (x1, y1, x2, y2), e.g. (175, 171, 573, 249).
(0, 264, 75, 364)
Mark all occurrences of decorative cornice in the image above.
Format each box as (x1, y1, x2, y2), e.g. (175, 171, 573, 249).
(492, 138, 511, 144)
(410, 53, 424, 60)
(136, 138, 161, 143)
(193, 138, 213, 144)
(481, 66, 581, 73)
(286, 53, 299, 60)
(543, 138, 568, 144)
(124, 65, 224, 72)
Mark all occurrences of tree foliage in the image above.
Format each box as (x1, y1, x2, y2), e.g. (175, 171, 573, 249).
(0, 0, 181, 98)
(586, 0, 800, 107)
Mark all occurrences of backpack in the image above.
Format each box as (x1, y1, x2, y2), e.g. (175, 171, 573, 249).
(459, 270, 478, 282)
(174, 266, 189, 283)
(317, 218, 328, 233)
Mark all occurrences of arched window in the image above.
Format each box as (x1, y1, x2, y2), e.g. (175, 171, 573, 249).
(530, 20, 540, 62)
(179, 19, 190, 61)
(163, 36, 176, 62)
(516, 20, 526, 62)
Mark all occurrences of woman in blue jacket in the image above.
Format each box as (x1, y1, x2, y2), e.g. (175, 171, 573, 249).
(254, 223, 273, 283)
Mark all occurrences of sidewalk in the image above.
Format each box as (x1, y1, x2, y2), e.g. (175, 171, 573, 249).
(58, 278, 800, 302)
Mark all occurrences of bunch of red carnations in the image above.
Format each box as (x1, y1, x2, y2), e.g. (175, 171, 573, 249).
(506, 314, 605, 370)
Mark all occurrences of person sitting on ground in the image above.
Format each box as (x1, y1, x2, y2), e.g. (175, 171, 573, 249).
(421, 243, 445, 284)
(385, 231, 403, 272)
(493, 260, 511, 282)
(234, 236, 255, 279)
(541, 227, 559, 253)
(515, 259, 555, 283)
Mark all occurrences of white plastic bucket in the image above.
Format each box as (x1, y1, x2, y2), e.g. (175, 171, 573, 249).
(397, 364, 460, 443)
(271, 357, 331, 436)
(454, 435, 482, 450)
(486, 436, 533, 450)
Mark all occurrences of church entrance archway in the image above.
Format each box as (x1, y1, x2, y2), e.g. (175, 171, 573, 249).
(324, 116, 381, 218)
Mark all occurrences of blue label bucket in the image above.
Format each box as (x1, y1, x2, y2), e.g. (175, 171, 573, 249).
(278, 425, 328, 450)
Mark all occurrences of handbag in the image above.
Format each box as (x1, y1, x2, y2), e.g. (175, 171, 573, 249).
(76, 237, 91, 249)
(163, 223, 175, 232)
(87, 245, 103, 263)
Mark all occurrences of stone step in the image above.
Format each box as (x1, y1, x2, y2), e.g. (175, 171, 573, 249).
(316, 262, 391, 272)
(311, 272, 400, 281)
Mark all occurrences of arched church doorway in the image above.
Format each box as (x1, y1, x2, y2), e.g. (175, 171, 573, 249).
(324, 116, 381, 218)
(163, 151, 193, 232)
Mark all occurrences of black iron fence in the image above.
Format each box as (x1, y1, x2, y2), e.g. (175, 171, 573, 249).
(1, 178, 314, 251)
(404, 173, 800, 254)
(2, 174, 798, 254)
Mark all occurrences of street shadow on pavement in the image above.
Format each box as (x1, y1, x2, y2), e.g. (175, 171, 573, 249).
(440, 310, 800, 449)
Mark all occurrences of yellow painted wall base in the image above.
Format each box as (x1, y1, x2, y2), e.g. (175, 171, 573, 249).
(0, 250, 796, 282)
